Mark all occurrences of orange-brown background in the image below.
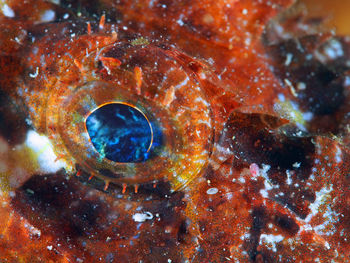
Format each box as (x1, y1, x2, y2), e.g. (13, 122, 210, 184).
(302, 0, 350, 35)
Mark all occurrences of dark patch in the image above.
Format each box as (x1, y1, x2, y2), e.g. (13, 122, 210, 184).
(177, 219, 189, 243)
(221, 112, 315, 180)
(11, 170, 187, 262)
(150, 191, 185, 224)
(270, 185, 316, 219)
(124, 191, 187, 262)
(103, 44, 129, 61)
(292, 64, 344, 115)
(68, 199, 103, 236)
(97, 59, 104, 70)
(301, 188, 316, 202)
(12, 171, 106, 239)
(276, 189, 313, 219)
(187, 60, 205, 74)
(252, 207, 267, 233)
(266, 36, 350, 134)
(244, 206, 267, 261)
(220, 112, 317, 220)
(254, 248, 278, 263)
(0, 90, 30, 145)
(274, 213, 300, 236)
(137, 181, 172, 197)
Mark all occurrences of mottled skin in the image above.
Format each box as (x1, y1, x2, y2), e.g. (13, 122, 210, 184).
(0, 0, 350, 262)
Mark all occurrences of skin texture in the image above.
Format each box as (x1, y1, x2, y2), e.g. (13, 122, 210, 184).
(0, 0, 350, 262)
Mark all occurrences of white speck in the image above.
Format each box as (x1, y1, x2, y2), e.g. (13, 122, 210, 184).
(345, 76, 350, 86)
(285, 53, 293, 66)
(297, 82, 306, 90)
(29, 67, 39, 78)
(324, 39, 344, 59)
(244, 37, 251, 46)
(277, 93, 285, 102)
(325, 241, 330, 249)
(260, 234, 284, 252)
(240, 233, 250, 241)
(292, 162, 301, 168)
(132, 211, 153, 222)
(199, 72, 206, 79)
(315, 39, 344, 63)
(259, 164, 273, 198)
(303, 112, 313, 121)
(149, 0, 156, 7)
(177, 19, 184, 26)
(305, 54, 313, 60)
(25, 130, 66, 173)
(260, 189, 269, 198)
(284, 78, 297, 97)
(334, 145, 342, 163)
(14, 37, 22, 44)
(2, 4, 15, 18)
(286, 170, 292, 185)
(238, 177, 245, 183)
(261, 164, 271, 178)
(206, 187, 218, 195)
(40, 10, 55, 23)
(225, 192, 233, 200)
(27, 224, 41, 237)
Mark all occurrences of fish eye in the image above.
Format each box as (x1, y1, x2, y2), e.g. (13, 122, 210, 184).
(85, 102, 160, 163)
(42, 41, 213, 190)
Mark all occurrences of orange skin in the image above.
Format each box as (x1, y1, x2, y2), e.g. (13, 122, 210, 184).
(0, 0, 350, 262)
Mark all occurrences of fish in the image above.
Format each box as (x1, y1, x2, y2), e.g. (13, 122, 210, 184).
(0, 0, 350, 262)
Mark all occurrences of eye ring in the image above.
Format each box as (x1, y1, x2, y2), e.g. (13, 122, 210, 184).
(44, 41, 213, 191)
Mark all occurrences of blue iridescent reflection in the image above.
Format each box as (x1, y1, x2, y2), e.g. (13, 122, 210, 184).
(86, 103, 154, 163)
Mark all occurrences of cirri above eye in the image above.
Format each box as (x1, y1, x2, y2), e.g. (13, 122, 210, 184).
(23, 34, 214, 191)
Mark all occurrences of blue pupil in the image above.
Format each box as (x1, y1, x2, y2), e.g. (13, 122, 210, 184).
(86, 103, 153, 163)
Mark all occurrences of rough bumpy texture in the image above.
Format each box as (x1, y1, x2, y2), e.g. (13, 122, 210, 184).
(0, 0, 350, 262)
